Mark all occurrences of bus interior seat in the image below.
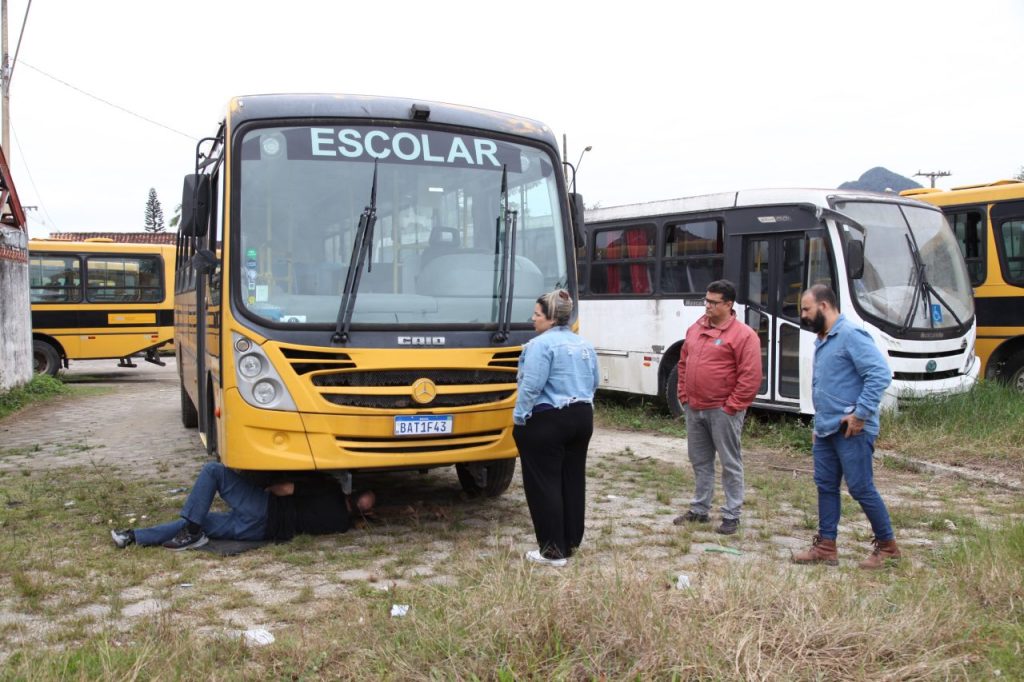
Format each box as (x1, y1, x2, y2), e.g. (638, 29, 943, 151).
(420, 226, 460, 266)
(417, 253, 543, 298)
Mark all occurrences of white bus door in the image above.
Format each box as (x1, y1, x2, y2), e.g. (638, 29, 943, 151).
(741, 232, 822, 411)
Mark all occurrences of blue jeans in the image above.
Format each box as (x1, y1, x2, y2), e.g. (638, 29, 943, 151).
(812, 432, 894, 541)
(133, 462, 269, 546)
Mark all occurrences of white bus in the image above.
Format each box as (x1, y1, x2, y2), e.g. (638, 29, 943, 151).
(579, 189, 980, 415)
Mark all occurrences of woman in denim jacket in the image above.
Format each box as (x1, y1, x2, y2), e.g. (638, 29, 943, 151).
(513, 289, 600, 567)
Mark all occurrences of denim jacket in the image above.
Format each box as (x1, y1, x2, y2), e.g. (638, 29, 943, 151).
(812, 315, 892, 437)
(513, 326, 600, 425)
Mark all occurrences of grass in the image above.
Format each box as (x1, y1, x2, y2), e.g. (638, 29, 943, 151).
(595, 393, 813, 453)
(1, 388, 1022, 678)
(0, 375, 69, 420)
(2, 521, 1020, 679)
(597, 382, 1024, 473)
(879, 380, 1024, 468)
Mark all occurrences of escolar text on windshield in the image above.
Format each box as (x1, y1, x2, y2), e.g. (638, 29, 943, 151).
(243, 126, 523, 172)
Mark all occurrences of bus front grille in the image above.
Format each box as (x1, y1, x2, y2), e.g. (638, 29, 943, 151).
(312, 368, 517, 409)
(892, 369, 963, 382)
(322, 390, 515, 409)
(312, 369, 515, 387)
(336, 430, 503, 454)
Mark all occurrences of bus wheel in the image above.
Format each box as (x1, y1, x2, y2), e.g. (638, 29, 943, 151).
(1000, 350, 1024, 393)
(180, 383, 199, 428)
(664, 366, 684, 418)
(456, 458, 516, 497)
(32, 341, 61, 377)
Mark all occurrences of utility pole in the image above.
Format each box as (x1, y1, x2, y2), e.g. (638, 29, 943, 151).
(914, 170, 951, 188)
(1, 0, 8, 158)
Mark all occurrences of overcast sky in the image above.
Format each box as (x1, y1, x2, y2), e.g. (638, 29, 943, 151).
(6, 0, 1023, 237)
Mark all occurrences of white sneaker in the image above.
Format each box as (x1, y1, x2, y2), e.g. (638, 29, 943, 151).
(525, 549, 567, 567)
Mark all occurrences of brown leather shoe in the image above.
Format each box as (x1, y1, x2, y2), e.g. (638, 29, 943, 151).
(858, 537, 901, 570)
(791, 535, 838, 566)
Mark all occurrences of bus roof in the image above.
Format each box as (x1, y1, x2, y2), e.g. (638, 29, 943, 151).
(899, 179, 1024, 207)
(28, 239, 175, 255)
(585, 188, 929, 223)
(223, 93, 559, 148)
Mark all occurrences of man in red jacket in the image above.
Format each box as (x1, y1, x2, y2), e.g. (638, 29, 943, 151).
(674, 279, 762, 535)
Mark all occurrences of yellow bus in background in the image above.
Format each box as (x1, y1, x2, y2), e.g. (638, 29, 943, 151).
(903, 180, 1024, 389)
(28, 239, 175, 375)
(175, 94, 584, 497)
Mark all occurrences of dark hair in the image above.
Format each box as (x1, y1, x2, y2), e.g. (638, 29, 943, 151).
(706, 279, 736, 303)
(536, 289, 572, 326)
(805, 283, 839, 310)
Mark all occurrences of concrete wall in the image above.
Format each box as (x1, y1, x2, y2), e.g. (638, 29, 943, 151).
(0, 225, 32, 392)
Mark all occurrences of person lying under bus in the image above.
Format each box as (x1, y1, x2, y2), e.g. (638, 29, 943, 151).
(110, 462, 375, 550)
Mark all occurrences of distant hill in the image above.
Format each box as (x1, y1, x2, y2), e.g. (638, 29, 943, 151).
(838, 167, 922, 193)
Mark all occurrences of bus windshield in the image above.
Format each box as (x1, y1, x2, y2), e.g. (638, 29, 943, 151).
(236, 124, 567, 327)
(834, 200, 974, 331)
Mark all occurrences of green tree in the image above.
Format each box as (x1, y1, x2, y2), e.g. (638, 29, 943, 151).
(169, 203, 182, 229)
(1015, 166, 1024, 181)
(144, 188, 166, 233)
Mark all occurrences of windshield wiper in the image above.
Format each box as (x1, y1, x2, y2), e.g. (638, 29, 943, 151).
(332, 162, 378, 344)
(898, 234, 927, 335)
(491, 166, 519, 343)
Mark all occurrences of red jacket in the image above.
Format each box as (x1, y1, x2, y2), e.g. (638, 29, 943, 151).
(677, 313, 762, 415)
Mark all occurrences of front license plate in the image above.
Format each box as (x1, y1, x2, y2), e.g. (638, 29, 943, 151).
(394, 415, 453, 436)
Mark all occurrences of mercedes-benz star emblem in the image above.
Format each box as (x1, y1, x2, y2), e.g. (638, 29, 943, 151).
(411, 378, 438, 404)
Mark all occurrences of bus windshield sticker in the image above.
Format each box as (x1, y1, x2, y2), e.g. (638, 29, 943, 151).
(242, 126, 522, 172)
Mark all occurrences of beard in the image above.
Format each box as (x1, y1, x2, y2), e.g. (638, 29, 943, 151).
(801, 310, 826, 334)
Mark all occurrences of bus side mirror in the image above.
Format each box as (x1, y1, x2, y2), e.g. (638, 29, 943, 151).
(569, 193, 586, 248)
(847, 240, 865, 279)
(180, 174, 211, 237)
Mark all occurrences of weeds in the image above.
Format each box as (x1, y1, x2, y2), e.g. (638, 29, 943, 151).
(881, 381, 1024, 467)
(0, 375, 69, 420)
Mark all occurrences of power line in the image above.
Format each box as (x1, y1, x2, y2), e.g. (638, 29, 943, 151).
(914, 170, 951, 189)
(11, 121, 58, 231)
(19, 60, 199, 141)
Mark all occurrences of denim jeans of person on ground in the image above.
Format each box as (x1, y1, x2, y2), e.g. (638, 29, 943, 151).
(686, 405, 745, 520)
(133, 462, 269, 546)
(812, 431, 894, 541)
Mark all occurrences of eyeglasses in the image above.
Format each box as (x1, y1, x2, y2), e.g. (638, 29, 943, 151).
(703, 298, 727, 306)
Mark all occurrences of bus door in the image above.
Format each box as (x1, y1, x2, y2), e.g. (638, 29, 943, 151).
(199, 169, 224, 455)
(741, 230, 829, 410)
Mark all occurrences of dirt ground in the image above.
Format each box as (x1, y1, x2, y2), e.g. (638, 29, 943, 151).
(1, 359, 1020, 656)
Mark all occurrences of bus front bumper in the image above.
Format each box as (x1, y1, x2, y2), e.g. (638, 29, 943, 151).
(219, 388, 517, 471)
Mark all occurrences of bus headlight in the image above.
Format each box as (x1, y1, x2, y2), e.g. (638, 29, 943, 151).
(232, 332, 297, 411)
(252, 380, 278, 405)
(239, 354, 262, 378)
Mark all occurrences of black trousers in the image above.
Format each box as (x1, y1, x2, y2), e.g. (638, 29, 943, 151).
(512, 402, 594, 559)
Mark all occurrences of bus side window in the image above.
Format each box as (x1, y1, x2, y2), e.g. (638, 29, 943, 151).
(949, 210, 986, 285)
(998, 217, 1024, 284)
(590, 226, 653, 295)
(662, 220, 724, 294)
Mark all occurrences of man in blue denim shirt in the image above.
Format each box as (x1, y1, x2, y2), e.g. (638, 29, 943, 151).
(792, 284, 902, 569)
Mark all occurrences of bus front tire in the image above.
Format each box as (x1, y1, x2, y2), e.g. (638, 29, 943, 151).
(456, 458, 516, 497)
(180, 384, 199, 428)
(1000, 350, 1024, 393)
(33, 341, 61, 377)
(665, 366, 684, 418)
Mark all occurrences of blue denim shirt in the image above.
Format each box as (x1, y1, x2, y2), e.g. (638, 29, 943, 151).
(513, 326, 600, 425)
(812, 315, 892, 437)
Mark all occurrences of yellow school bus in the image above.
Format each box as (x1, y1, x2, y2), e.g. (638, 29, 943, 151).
(174, 94, 584, 496)
(903, 180, 1024, 388)
(28, 239, 175, 375)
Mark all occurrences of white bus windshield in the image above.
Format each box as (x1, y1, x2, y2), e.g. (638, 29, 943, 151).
(834, 200, 974, 331)
(236, 125, 567, 326)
